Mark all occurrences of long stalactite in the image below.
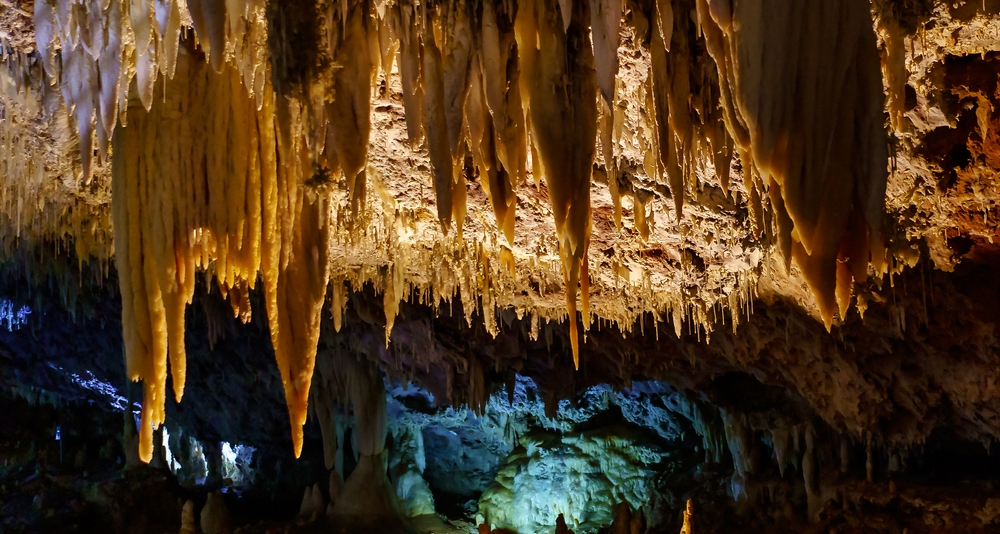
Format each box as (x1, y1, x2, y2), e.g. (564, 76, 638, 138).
(111, 43, 330, 461)
(698, 0, 889, 327)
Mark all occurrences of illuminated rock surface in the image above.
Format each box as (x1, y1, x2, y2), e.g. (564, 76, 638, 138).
(6, 0, 1000, 532)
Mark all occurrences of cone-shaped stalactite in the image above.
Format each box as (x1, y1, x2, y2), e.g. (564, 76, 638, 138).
(698, 0, 888, 327)
(515, 0, 598, 367)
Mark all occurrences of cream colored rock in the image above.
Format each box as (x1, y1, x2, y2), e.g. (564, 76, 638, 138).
(298, 483, 325, 524)
(179, 500, 196, 534)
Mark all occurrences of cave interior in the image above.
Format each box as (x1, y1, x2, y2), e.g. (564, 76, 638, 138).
(5, 0, 1000, 533)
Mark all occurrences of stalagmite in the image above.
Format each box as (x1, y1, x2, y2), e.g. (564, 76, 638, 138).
(324, 352, 408, 530)
(680, 499, 694, 534)
(329, 469, 344, 504)
(179, 500, 196, 534)
(298, 483, 326, 523)
(610, 502, 631, 534)
(866, 433, 873, 482)
(201, 490, 232, 534)
(555, 514, 573, 534)
(698, 0, 888, 326)
(515, 0, 598, 367)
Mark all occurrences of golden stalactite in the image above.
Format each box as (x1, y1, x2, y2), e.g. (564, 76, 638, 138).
(0, 39, 113, 270)
(476, 0, 526, 247)
(324, 0, 375, 219)
(697, 0, 888, 328)
(441, 0, 473, 239)
(644, 0, 733, 222)
(35, 0, 269, 182)
(397, 0, 425, 145)
(422, 7, 456, 232)
(265, 108, 332, 456)
(590, 0, 622, 109)
(467, 50, 516, 247)
(418, 0, 475, 237)
(515, 0, 598, 368)
(111, 41, 331, 461)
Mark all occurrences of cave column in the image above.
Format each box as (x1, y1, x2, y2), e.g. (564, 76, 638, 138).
(329, 363, 406, 530)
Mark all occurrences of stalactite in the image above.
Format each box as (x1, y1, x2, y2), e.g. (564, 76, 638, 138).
(14, 0, 772, 360)
(515, 0, 597, 367)
(698, 0, 888, 327)
(468, 50, 516, 245)
(482, 0, 526, 189)
(626, 0, 734, 232)
(872, 0, 908, 134)
(442, 2, 472, 163)
(325, 0, 374, 218)
(477, 0, 525, 245)
(266, 98, 333, 457)
(397, 0, 424, 145)
(422, 11, 456, 232)
(589, 0, 620, 109)
(598, 99, 620, 229)
(112, 44, 330, 461)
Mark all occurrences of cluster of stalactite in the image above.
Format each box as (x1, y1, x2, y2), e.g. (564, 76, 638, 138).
(26, 0, 890, 459)
(698, 0, 889, 327)
(111, 45, 330, 462)
(33, 0, 268, 181)
(0, 36, 112, 268)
